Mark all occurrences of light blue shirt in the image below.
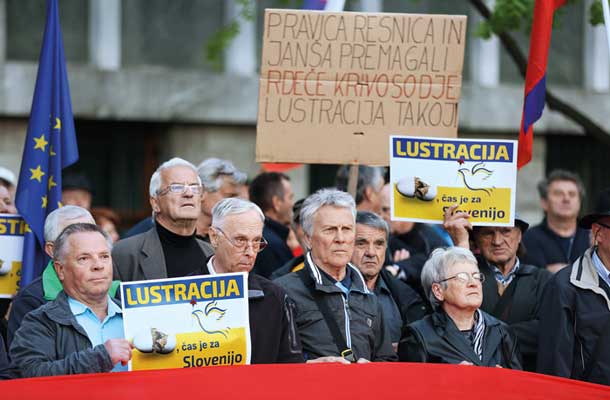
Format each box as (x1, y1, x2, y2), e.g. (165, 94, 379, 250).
(592, 251, 610, 289)
(68, 295, 127, 372)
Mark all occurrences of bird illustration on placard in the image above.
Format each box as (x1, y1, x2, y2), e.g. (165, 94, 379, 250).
(457, 162, 494, 195)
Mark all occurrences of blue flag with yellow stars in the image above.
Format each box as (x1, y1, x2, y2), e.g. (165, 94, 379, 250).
(15, 0, 79, 287)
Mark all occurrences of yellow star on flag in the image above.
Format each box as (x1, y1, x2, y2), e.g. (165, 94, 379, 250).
(30, 165, 45, 183)
(50, 145, 56, 156)
(54, 118, 61, 130)
(57, 201, 63, 208)
(48, 175, 57, 190)
(33, 134, 48, 152)
(41, 195, 48, 209)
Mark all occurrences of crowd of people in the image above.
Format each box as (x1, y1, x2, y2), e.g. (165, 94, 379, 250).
(0, 158, 608, 386)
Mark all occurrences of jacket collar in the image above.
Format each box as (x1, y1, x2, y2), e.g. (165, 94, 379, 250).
(304, 252, 370, 295)
(477, 256, 537, 277)
(570, 247, 610, 310)
(141, 226, 168, 280)
(204, 255, 264, 300)
(431, 309, 500, 366)
(42, 291, 122, 339)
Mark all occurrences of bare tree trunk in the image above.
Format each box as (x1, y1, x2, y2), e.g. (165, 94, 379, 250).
(469, 0, 610, 146)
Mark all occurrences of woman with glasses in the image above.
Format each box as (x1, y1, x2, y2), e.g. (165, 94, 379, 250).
(397, 247, 522, 369)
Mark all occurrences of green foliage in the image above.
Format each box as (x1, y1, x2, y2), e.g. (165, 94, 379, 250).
(476, 0, 605, 39)
(205, 0, 256, 71)
(590, 0, 606, 26)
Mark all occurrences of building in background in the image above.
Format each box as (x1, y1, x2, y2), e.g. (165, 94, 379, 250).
(0, 0, 608, 230)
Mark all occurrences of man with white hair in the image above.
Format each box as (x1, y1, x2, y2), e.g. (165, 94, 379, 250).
(112, 158, 214, 282)
(193, 197, 303, 363)
(274, 189, 396, 363)
(196, 158, 247, 239)
(7, 206, 116, 345)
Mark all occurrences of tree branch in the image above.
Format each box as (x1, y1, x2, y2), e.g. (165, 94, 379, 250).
(469, 0, 610, 146)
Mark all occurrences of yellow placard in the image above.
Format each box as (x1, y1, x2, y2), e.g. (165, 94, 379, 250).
(0, 261, 22, 297)
(131, 329, 248, 371)
(394, 185, 511, 224)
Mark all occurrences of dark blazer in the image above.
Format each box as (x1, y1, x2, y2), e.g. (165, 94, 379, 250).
(478, 257, 551, 371)
(191, 258, 304, 364)
(398, 309, 522, 369)
(112, 226, 214, 282)
(253, 218, 294, 279)
(378, 269, 430, 325)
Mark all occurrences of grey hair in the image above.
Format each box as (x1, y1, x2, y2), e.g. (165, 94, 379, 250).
(335, 166, 384, 205)
(355, 211, 389, 238)
(197, 158, 247, 192)
(44, 206, 94, 242)
(211, 197, 264, 229)
(537, 169, 585, 200)
(300, 189, 356, 237)
(149, 157, 200, 197)
(53, 223, 112, 264)
(421, 247, 478, 309)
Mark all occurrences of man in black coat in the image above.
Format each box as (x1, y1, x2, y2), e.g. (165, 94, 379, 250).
(351, 211, 430, 350)
(537, 210, 610, 385)
(249, 172, 295, 279)
(443, 205, 550, 371)
(203, 197, 303, 363)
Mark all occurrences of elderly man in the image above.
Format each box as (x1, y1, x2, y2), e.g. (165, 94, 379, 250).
(196, 158, 247, 239)
(537, 208, 610, 385)
(7, 206, 120, 346)
(335, 165, 385, 214)
(352, 211, 429, 349)
(195, 197, 303, 363)
(398, 247, 521, 369)
(443, 205, 550, 371)
(249, 172, 295, 278)
(113, 158, 213, 282)
(523, 170, 590, 273)
(275, 189, 395, 363)
(10, 223, 132, 377)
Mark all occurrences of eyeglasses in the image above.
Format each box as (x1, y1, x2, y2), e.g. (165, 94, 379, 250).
(215, 227, 268, 253)
(157, 183, 202, 196)
(438, 272, 485, 284)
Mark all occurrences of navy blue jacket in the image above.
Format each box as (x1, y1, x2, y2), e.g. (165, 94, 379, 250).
(253, 218, 294, 279)
(522, 219, 590, 269)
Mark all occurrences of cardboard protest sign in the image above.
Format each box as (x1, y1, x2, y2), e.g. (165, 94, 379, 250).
(121, 273, 250, 371)
(257, 9, 467, 165)
(0, 214, 25, 298)
(390, 136, 517, 226)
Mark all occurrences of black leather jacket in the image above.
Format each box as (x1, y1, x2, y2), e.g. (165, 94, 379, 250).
(398, 309, 522, 369)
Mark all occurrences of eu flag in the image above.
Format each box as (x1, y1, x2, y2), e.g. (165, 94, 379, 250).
(15, 0, 79, 287)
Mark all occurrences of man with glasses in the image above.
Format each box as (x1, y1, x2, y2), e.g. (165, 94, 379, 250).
(199, 197, 303, 363)
(537, 208, 610, 385)
(398, 247, 521, 369)
(113, 158, 214, 282)
(443, 206, 550, 371)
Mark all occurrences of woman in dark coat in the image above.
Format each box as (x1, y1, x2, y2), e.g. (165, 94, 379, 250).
(398, 247, 522, 369)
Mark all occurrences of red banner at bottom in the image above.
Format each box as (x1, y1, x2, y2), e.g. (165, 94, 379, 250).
(0, 362, 607, 399)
